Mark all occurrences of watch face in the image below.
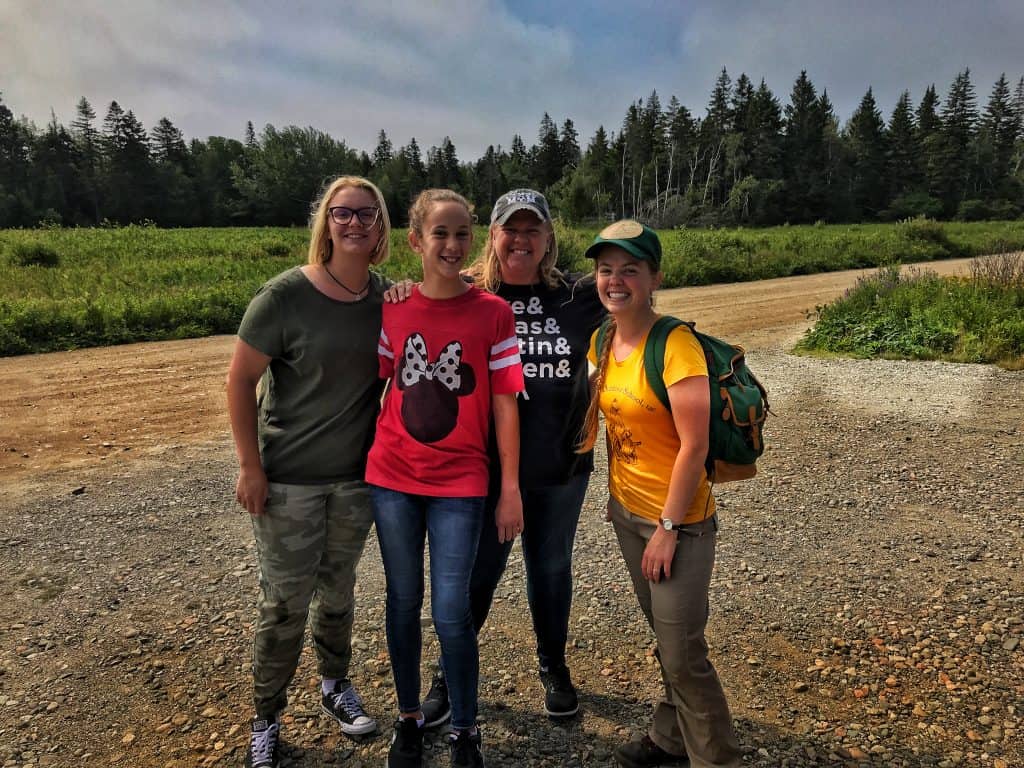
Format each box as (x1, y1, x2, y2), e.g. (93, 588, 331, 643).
(662, 519, 673, 530)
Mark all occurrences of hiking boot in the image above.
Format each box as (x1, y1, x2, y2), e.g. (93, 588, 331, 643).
(539, 664, 579, 718)
(421, 668, 451, 728)
(244, 716, 280, 768)
(387, 717, 424, 768)
(613, 735, 687, 768)
(321, 679, 377, 735)
(448, 727, 484, 768)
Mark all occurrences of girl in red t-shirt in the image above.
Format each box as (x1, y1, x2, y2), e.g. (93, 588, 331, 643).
(366, 189, 524, 768)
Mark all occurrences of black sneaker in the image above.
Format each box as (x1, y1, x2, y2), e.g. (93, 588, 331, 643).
(613, 735, 687, 768)
(421, 668, 451, 728)
(448, 727, 484, 768)
(387, 717, 424, 768)
(244, 716, 280, 768)
(539, 665, 579, 718)
(321, 679, 377, 735)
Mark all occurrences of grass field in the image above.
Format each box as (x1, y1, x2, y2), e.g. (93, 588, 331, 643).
(2, 219, 1023, 356)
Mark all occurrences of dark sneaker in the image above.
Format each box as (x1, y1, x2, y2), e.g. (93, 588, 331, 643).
(244, 716, 280, 768)
(421, 668, 451, 728)
(613, 735, 687, 768)
(448, 728, 484, 768)
(321, 679, 377, 735)
(387, 717, 424, 768)
(539, 665, 579, 718)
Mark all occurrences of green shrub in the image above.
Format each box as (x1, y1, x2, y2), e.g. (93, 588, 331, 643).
(10, 242, 60, 267)
(956, 199, 992, 222)
(797, 264, 1024, 368)
(884, 192, 944, 221)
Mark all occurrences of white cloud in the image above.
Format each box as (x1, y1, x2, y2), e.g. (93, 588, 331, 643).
(1, 0, 1021, 160)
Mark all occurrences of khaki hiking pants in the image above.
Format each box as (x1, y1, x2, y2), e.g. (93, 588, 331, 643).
(250, 479, 373, 718)
(609, 496, 741, 768)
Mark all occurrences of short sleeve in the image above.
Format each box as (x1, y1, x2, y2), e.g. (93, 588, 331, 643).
(586, 328, 599, 367)
(662, 326, 708, 387)
(377, 326, 395, 379)
(488, 303, 525, 395)
(237, 286, 283, 359)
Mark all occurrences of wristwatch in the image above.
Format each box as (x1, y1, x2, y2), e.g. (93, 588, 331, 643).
(660, 517, 683, 532)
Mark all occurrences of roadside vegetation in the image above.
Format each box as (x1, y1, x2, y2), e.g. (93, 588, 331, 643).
(2, 219, 1024, 357)
(796, 252, 1024, 369)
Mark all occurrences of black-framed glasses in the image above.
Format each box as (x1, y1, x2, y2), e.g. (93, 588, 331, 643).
(328, 206, 380, 226)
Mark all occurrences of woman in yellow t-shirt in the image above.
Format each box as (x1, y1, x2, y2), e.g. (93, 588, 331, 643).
(578, 221, 741, 768)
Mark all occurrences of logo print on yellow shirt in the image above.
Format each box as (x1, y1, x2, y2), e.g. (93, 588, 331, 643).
(606, 399, 641, 465)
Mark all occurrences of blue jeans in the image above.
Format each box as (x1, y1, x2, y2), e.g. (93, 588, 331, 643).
(469, 472, 589, 671)
(370, 486, 485, 730)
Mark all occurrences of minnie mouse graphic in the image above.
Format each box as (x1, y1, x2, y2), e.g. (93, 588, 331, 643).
(396, 332, 476, 443)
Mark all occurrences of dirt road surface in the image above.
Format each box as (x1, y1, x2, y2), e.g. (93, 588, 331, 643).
(0, 257, 976, 497)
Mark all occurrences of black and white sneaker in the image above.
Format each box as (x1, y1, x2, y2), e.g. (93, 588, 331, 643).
(387, 717, 424, 768)
(540, 665, 579, 718)
(244, 716, 280, 768)
(421, 668, 451, 728)
(321, 679, 377, 735)
(448, 727, 484, 768)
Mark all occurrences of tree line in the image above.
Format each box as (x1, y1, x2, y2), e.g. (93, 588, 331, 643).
(1, 67, 1022, 229)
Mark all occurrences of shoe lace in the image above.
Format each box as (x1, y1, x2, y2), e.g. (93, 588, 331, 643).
(449, 729, 480, 758)
(543, 667, 573, 693)
(330, 685, 366, 719)
(250, 721, 279, 763)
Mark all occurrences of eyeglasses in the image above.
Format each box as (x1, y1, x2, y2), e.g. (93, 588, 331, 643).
(328, 206, 380, 226)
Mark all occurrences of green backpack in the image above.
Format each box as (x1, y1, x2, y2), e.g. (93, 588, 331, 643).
(596, 316, 769, 483)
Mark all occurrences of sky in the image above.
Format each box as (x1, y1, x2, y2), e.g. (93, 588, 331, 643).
(2, 1, 1022, 160)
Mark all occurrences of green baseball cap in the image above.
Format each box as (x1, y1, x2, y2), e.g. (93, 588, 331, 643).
(584, 219, 662, 269)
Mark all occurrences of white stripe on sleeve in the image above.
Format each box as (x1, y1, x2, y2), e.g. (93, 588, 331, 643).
(490, 336, 519, 356)
(489, 353, 522, 371)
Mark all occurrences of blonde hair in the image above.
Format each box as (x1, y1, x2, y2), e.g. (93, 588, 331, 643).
(468, 218, 562, 292)
(576, 317, 614, 453)
(307, 175, 392, 266)
(408, 188, 473, 236)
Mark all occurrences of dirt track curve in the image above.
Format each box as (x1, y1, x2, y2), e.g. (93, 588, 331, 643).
(0, 257, 977, 498)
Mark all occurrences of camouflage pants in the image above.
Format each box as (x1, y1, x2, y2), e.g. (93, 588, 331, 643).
(250, 479, 373, 718)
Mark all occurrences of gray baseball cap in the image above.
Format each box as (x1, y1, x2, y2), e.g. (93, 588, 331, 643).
(490, 189, 551, 225)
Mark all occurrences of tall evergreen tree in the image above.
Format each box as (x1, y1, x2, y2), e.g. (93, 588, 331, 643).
(936, 69, 978, 211)
(151, 117, 195, 225)
(665, 96, 698, 196)
(783, 71, 828, 221)
(846, 87, 888, 217)
(101, 102, 155, 222)
(502, 134, 531, 190)
(558, 118, 580, 174)
(372, 129, 394, 170)
(401, 138, 426, 186)
(747, 79, 784, 181)
(70, 97, 102, 224)
(31, 114, 83, 223)
(533, 113, 562, 189)
(977, 74, 1018, 195)
(886, 90, 921, 204)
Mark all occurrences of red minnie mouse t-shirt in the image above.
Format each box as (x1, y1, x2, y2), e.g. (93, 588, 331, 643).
(365, 285, 524, 497)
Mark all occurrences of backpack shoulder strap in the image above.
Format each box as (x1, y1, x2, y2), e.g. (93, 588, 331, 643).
(643, 315, 687, 412)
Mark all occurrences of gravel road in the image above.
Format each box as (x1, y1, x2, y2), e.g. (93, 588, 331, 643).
(1, 258, 1022, 768)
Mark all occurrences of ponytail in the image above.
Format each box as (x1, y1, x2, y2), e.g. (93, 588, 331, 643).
(576, 318, 616, 453)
